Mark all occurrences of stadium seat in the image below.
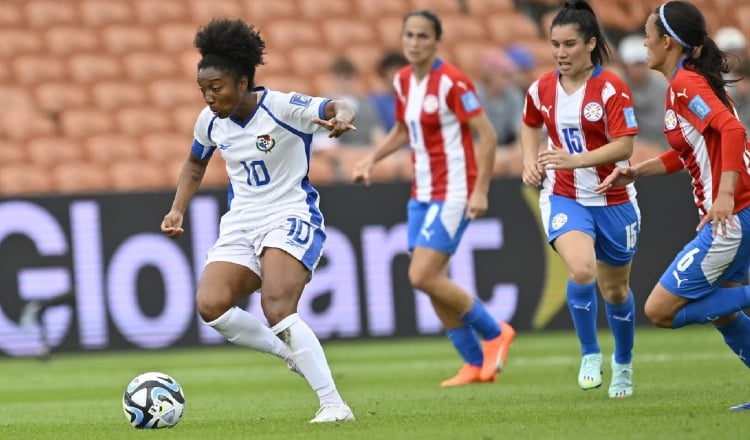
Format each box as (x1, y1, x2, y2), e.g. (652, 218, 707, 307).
(24, 0, 79, 28)
(0, 163, 54, 195)
(450, 41, 498, 79)
(484, 12, 542, 45)
(140, 132, 194, 164)
(155, 23, 198, 53)
(343, 44, 388, 78)
(298, 0, 354, 19)
(132, 0, 188, 25)
(243, 0, 298, 21)
(165, 156, 229, 189)
(262, 20, 321, 50)
(0, 63, 8, 83)
(465, 0, 515, 15)
(256, 74, 314, 95)
(0, 87, 35, 112)
(148, 78, 203, 109)
(321, 19, 377, 49)
(44, 26, 100, 56)
(439, 13, 490, 44)
(1, 111, 57, 142)
(91, 81, 147, 110)
(79, 0, 134, 27)
(60, 109, 116, 139)
(11, 55, 66, 85)
(26, 137, 85, 167)
(84, 134, 142, 164)
(260, 51, 292, 76)
(288, 47, 336, 78)
(376, 16, 407, 49)
(34, 83, 91, 113)
(101, 25, 156, 54)
(188, 0, 243, 24)
(0, 2, 23, 27)
(0, 29, 44, 58)
(172, 104, 202, 134)
(736, 5, 750, 36)
(178, 50, 201, 79)
(0, 139, 28, 164)
(68, 53, 123, 83)
(52, 161, 111, 194)
(411, 0, 464, 14)
(116, 107, 173, 136)
(109, 161, 171, 191)
(123, 51, 179, 80)
(353, 0, 411, 19)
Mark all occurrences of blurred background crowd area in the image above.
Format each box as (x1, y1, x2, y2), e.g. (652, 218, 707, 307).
(2, 0, 750, 196)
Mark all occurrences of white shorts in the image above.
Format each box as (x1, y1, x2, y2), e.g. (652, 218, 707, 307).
(204, 216, 326, 278)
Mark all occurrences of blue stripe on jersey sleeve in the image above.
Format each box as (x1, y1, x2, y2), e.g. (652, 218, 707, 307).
(191, 140, 216, 160)
(317, 99, 330, 120)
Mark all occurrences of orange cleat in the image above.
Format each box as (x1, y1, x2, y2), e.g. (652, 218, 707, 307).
(440, 363, 484, 387)
(479, 322, 516, 382)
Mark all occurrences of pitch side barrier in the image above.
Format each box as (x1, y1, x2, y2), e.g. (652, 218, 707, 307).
(0, 175, 698, 356)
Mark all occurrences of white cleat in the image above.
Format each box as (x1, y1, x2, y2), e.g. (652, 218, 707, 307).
(309, 403, 355, 423)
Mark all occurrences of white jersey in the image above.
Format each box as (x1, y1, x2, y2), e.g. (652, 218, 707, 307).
(192, 87, 329, 233)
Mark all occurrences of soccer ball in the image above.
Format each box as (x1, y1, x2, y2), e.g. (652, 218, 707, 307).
(122, 371, 185, 429)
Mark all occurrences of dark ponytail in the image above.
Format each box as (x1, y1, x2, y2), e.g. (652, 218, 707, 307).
(550, 0, 611, 65)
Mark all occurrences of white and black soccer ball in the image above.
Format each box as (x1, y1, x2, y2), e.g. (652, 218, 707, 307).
(122, 371, 185, 429)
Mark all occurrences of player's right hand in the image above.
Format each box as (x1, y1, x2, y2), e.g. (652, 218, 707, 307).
(161, 212, 185, 239)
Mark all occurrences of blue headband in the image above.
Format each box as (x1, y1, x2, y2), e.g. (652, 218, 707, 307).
(659, 4, 691, 48)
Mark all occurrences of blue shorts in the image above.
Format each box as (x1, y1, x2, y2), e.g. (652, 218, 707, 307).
(407, 199, 470, 255)
(659, 205, 750, 300)
(541, 195, 640, 266)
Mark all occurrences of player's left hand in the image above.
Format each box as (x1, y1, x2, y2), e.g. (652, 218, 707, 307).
(313, 117, 357, 138)
(466, 192, 488, 219)
(697, 192, 736, 237)
(537, 148, 580, 170)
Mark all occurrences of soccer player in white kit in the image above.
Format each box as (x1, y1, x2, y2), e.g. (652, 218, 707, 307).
(353, 10, 516, 387)
(160, 18, 356, 423)
(521, 0, 640, 398)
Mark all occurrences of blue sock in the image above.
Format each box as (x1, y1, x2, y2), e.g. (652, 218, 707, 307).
(715, 312, 750, 369)
(461, 299, 501, 340)
(567, 279, 600, 355)
(605, 290, 635, 364)
(446, 325, 483, 366)
(673, 285, 750, 328)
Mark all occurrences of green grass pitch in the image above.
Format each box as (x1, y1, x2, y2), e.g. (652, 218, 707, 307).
(0, 325, 746, 440)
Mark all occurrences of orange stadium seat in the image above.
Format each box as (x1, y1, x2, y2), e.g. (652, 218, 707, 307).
(172, 105, 202, 135)
(376, 16, 407, 49)
(84, 134, 141, 164)
(11, 55, 66, 85)
(0, 29, 43, 58)
(0, 164, 54, 195)
(298, 0, 354, 20)
(411, 0, 464, 14)
(166, 156, 229, 189)
(0, 139, 28, 164)
(260, 51, 292, 76)
(262, 20, 321, 50)
(24, 1, 79, 28)
(0, 2, 23, 27)
(465, 0, 515, 15)
(132, 0, 189, 25)
(123, 51, 179, 81)
(737, 5, 750, 36)
(101, 25, 156, 54)
(109, 161, 170, 191)
(60, 109, 116, 139)
(485, 12, 542, 45)
(26, 137, 85, 167)
(34, 83, 91, 113)
(147, 78, 203, 109)
(178, 50, 201, 79)
(140, 132, 194, 164)
(52, 162, 111, 194)
(353, 0, 411, 19)
(439, 13, 489, 44)
(288, 46, 336, 78)
(0, 111, 57, 142)
(155, 23, 198, 53)
(256, 74, 314, 95)
(243, 0, 298, 21)
(343, 44, 388, 77)
(0, 63, 9, 84)
(116, 107, 173, 136)
(188, 0, 243, 24)
(68, 53, 123, 83)
(0, 87, 35, 112)
(79, 0, 134, 27)
(91, 81, 147, 110)
(44, 26, 100, 56)
(450, 41, 498, 79)
(321, 19, 377, 49)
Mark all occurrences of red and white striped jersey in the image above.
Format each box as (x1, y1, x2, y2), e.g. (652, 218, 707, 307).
(662, 64, 750, 216)
(394, 59, 483, 203)
(523, 66, 639, 206)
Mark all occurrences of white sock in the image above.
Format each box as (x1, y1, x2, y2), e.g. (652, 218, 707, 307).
(272, 313, 343, 403)
(205, 307, 291, 361)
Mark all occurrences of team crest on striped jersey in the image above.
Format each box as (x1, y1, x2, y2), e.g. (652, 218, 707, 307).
(664, 109, 678, 130)
(422, 94, 439, 113)
(256, 134, 276, 152)
(583, 102, 603, 121)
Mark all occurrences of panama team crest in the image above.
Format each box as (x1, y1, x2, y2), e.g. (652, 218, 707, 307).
(256, 134, 276, 152)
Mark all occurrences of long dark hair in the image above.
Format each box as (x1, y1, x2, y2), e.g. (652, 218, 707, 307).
(550, 0, 611, 65)
(654, 1, 737, 109)
(194, 18, 266, 87)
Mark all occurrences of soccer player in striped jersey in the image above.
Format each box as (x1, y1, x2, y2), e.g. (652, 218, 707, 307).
(353, 9, 516, 387)
(520, 0, 640, 398)
(160, 18, 356, 423)
(597, 1, 750, 411)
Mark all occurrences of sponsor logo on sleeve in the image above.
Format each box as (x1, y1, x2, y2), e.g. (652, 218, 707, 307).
(623, 107, 637, 128)
(688, 95, 711, 120)
(290, 93, 313, 107)
(460, 90, 480, 113)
